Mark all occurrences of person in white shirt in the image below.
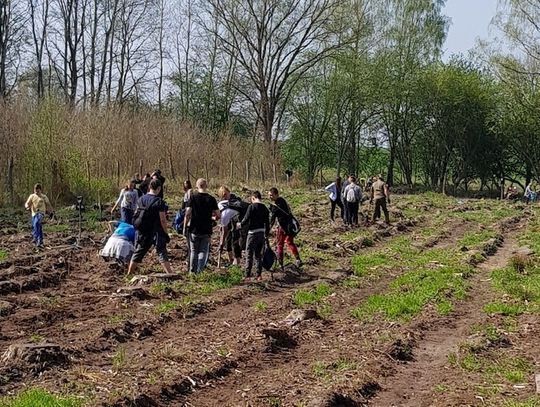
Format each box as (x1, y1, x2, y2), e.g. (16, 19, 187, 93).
(324, 177, 344, 222)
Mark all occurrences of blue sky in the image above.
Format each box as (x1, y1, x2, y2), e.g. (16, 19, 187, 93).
(443, 0, 499, 59)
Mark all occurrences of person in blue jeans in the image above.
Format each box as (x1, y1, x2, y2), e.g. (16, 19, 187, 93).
(111, 179, 138, 224)
(185, 178, 220, 274)
(25, 183, 54, 248)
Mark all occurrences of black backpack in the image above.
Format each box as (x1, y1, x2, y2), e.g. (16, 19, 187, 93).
(133, 197, 160, 234)
(271, 202, 301, 237)
(227, 198, 250, 221)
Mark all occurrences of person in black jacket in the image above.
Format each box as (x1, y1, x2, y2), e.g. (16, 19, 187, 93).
(268, 187, 302, 270)
(240, 191, 270, 280)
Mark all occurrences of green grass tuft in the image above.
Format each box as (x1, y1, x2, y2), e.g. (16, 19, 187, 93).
(502, 397, 540, 407)
(483, 302, 526, 316)
(293, 283, 333, 307)
(352, 254, 389, 277)
(458, 230, 496, 248)
(0, 389, 82, 407)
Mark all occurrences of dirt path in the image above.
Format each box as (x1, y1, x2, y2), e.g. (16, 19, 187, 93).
(370, 231, 522, 407)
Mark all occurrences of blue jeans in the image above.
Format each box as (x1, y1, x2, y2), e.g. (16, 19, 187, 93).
(120, 207, 134, 224)
(189, 234, 210, 273)
(32, 213, 44, 246)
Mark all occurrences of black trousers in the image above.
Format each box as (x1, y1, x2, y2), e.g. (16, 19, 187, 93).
(346, 201, 359, 225)
(330, 199, 344, 221)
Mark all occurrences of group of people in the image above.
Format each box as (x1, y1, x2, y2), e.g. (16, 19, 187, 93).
(325, 174, 390, 226)
(25, 170, 390, 278)
(100, 172, 302, 281)
(504, 182, 538, 204)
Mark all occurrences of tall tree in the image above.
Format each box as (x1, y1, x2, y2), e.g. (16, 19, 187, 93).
(207, 0, 350, 144)
(0, 0, 28, 98)
(374, 0, 448, 186)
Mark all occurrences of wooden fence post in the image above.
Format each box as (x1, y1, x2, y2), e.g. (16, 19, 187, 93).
(245, 161, 250, 183)
(168, 154, 175, 180)
(7, 156, 14, 205)
(116, 160, 120, 186)
(186, 159, 191, 182)
(229, 161, 234, 183)
(139, 159, 143, 177)
(205, 160, 209, 181)
(273, 163, 277, 184)
(86, 159, 91, 190)
(259, 161, 265, 182)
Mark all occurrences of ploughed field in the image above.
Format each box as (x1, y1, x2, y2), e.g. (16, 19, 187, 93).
(1, 191, 540, 407)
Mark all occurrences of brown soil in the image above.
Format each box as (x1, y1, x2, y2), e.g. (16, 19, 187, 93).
(0, 197, 534, 407)
(371, 232, 522, 407)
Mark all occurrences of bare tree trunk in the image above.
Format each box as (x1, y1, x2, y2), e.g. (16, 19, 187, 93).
(29, 0, 50, 99)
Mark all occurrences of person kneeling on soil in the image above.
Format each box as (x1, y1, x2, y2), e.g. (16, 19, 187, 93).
(25, 183, 54, 248)
(240, 191, 270, 280)
(128, 179, 173, 275)
(100, 221, 136, 265)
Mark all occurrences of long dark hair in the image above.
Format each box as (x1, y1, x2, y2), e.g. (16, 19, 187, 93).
(336, 177, 342, 190)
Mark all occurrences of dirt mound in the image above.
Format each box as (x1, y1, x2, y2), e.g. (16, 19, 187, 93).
(2, 343, 72, 374)
(386, 338, 415, 362)
(0, 300, 15, 316)
(261, 327, 298, 352)
(357, 381, 382, 400)
(100, 321, 154, 343)
(282, 309, 320, 326)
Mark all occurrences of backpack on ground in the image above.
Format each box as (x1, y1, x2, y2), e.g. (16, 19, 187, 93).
(172, 208, 186, 234)
(133, 197, 160, 234)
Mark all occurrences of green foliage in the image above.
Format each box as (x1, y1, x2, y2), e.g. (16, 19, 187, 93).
(155, 300, 182, 314)
(187, 267, 244, 295)
(0, 389, 82, 407)
(352, 254, 389, 277)
(351, 243, 470, 321)
(112, 345, 127, 371)
(458, 230, 496, 248)
(267, 397, 282, 407)
(313, 357, 356, 380)
(491, 263, 540, 304)
(503, 397, 540, 407)
(0, 249, 8, 262)
(254, 301, 268, 312)
(483, 302, 526, 317)
(293, 283, 333, 307)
